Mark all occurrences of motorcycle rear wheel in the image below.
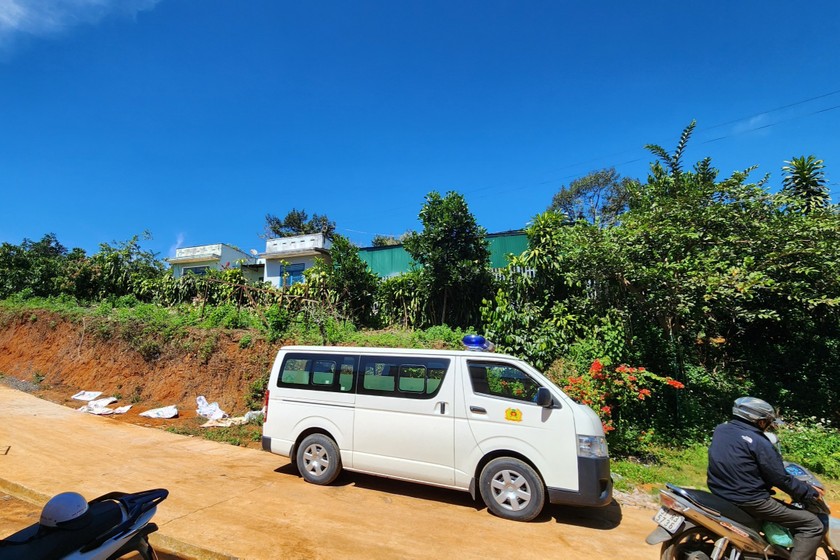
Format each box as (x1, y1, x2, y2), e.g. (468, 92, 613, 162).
(660, 527, 716, 560)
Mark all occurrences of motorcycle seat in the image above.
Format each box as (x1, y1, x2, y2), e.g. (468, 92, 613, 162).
(0, 499, 122, 560)
(666, 484, 762, 532)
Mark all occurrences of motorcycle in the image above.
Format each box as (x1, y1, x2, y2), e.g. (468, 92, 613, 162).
(0, 488, 168, 560)
(647, 456, 839, 560)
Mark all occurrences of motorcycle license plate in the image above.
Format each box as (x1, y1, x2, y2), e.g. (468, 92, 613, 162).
(654, 507, 684, 534)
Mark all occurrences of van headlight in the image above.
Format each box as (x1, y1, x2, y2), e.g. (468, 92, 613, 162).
(578, 435, 608, 458)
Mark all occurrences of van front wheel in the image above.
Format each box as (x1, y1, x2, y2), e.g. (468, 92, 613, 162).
(296, 434, 342, 485)
(479, 457, 545, 522)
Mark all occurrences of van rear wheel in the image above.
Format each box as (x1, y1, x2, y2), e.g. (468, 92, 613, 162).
(296, 434, 342, 485)
(479, 457, 545, 521)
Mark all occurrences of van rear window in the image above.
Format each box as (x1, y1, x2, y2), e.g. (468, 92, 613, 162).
(278, 354, 357, 392)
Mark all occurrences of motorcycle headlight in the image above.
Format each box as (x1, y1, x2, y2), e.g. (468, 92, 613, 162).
(578, 435, 608, 458)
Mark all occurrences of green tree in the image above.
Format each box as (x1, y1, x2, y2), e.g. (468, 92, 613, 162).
(307, 235, 379, 326)
(403, 191, 492, 328)
(483, 122, 840, 440)
(782, 155, 829, 213)
(71, 233, 165, 301)
(371, 234, 403, 247)
(0, 234, 83, 298)
(264, 209, 336, 239)
(547, 167, 635, 226)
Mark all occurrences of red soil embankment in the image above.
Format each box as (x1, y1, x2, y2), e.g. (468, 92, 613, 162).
(0, 310, 277, 425)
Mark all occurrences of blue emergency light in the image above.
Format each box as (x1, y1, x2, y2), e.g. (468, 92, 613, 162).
(462, 334, 495, 352)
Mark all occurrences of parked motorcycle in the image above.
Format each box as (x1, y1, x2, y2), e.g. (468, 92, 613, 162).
(0, 488, 168, 560)
(647, 459, 839, 560)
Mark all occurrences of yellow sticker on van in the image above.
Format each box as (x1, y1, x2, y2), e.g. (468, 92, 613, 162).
(505, 408, 522, 422)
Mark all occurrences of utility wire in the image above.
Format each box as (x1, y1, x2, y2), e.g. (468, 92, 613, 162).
(342, 89, 840, 241)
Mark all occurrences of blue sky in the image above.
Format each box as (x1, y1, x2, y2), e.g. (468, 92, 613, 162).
(1, 1, 839, 260)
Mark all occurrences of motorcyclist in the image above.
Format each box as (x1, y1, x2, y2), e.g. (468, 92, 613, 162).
(707, 396, 826, 560)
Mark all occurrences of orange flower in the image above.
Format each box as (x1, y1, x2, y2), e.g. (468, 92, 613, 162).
(589, 359, 603, 375)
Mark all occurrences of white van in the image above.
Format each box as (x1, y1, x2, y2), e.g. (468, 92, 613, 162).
(261, 337, 612, 521)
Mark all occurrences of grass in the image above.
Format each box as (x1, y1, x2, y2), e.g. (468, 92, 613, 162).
(165, 418, 262, 447)
(612, 443, 840, 504)
(612, 444, 709, 494)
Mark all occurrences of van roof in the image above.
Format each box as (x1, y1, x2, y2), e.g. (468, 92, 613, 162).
(279, 345, 522, 361)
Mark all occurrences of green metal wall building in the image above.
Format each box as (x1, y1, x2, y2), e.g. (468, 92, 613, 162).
(358, 230, 528, 278)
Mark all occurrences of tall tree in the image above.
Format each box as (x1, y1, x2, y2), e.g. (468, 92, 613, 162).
(782, 155, 829, 213)
(403, 191, 492, 327)
(547, 167, 635, 225)
(264, 209, 336, 239)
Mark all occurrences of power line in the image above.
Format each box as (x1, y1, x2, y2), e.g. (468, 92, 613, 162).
(701, 89, 840, 132)
(464, 91, 840, 198)
(701, 104, 840, 145)
(342, 89, 840, 241)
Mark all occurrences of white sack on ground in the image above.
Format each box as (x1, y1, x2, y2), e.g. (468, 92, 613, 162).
(201, 417, 248, 428)
(139, 405, 178, 419)
(196, 396, 227, 420)
(78, 397, 118, 415)
(72, 391, 102, 401)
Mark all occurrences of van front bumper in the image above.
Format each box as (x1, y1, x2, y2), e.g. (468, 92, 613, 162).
(547, 456, 612, 507)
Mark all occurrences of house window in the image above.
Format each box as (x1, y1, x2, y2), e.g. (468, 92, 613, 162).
(282, 263, 306, 286)
(183, 266, 210, 276)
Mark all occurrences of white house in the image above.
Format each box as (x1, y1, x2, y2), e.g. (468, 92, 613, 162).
(167, 244, 260, 281)
(262, 233, 331, 288)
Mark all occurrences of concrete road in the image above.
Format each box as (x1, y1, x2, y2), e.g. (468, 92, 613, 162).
(0, 386, 658, 559)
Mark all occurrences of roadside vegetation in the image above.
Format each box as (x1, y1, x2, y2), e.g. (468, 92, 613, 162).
(2, 123, 839, 494)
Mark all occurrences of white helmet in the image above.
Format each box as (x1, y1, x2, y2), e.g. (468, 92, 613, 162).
(732, 396, 779, 426)
(40, 492, 90, 529)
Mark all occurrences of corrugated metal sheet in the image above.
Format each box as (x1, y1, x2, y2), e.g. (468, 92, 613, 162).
(487, 232, 527, 268)
(359, 246, 413, 278)
(359, 231, 527, 277)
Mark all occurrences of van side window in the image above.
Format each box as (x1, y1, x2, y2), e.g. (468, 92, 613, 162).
(278, 354, 357, 393)
(468, 361, 541, 403)
(359, 357, 450, 398)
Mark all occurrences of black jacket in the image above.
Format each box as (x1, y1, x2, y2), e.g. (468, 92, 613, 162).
(707, 418, 817, 504)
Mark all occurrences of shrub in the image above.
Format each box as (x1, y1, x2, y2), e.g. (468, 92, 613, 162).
(551, 358, 685, 455)
(779, 418, 840, 479)
(137, 339, 161, 361)
(264, 304, 291, 341)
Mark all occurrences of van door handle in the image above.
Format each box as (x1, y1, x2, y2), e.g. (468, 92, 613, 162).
(439, 402, 446, 415)
(470, 406, 487, 414)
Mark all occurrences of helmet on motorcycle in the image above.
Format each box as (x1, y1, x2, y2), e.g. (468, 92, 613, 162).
(40, 492, 91, 529)
(732, 396, 780, 427)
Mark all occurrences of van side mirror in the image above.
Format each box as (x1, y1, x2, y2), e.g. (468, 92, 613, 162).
(535, 387, 553, 408)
